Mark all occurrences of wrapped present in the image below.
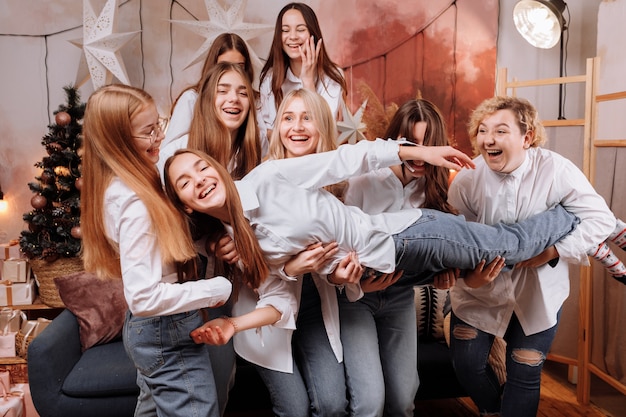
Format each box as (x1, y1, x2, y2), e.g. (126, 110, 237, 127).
(0, 280, 35, 307)
(0, 333, 15, 358)
(1, 260, 30, 283)
(0, 360, 28, 384)
(0, 243, 20, 261)
(0, 392, 23, 417)
(11, 383, 38, 417)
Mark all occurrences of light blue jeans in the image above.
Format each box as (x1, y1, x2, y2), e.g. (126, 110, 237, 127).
(124, 310, 220, 417)
(255, 275, 348, 417)
(450, 311, 560, 416)
(393, 205, 578, 285)
(339, 285, 417, 417)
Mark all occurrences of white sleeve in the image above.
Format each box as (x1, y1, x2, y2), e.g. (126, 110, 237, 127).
(162, 90, 197, 149)
(259, 75, 277, 132)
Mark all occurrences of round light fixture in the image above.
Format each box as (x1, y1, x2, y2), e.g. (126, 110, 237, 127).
(513, 0, 566, 49)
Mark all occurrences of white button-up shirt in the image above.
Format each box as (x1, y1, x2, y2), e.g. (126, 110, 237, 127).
(448, 147, 614, 337)
(103, 177, 232, 317)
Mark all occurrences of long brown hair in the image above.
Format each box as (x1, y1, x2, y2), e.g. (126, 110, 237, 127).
(385, 98, 458, 214)
(188, 62, 261, 180)
(260, 2, 347, 110)
(81, 84, 197, 279)
(163, 149, 269, 290)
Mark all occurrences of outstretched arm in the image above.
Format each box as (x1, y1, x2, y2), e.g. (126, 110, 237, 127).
(190, 306, 281, 345)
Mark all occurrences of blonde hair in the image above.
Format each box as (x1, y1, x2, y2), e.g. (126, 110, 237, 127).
(468, 96, 547, 154)
(269, 89, 345, 199)
(163, 149, 269, 290)
(81, 84, 197, 279)
(188, 62, 261, 180)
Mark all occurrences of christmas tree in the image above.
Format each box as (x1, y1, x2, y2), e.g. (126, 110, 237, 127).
(19, 85, 85, 261)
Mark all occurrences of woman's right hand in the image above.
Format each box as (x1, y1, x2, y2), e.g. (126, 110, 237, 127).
(464, 256, 506, 288)
(284, 241, 339, 276)
(398, 144, 475, 172)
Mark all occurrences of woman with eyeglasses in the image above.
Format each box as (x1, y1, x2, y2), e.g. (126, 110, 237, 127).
(80, 84, 232, 417)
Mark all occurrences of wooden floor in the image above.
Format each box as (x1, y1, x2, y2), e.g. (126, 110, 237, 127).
(416, 361, 616, 417)
(226, 360, 623, 416)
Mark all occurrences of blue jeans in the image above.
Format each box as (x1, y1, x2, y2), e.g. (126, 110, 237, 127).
(450, 311, 560, 416)
(255, 275, 348, 417)
(339, 286, 417, 417)
(124, 310, 220, 417)
(393, 205, 578, 285)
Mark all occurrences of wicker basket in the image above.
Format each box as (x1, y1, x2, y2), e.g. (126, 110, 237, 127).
(30, 257, 84, 308)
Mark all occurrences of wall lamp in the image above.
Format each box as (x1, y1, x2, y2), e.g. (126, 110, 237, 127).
(513, 0, 568, 119)
(0, 184, 7, 212)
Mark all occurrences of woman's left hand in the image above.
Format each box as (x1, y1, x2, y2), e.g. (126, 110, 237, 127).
(329, 251, 363, 285)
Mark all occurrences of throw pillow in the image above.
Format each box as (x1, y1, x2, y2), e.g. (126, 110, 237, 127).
(414, 286, 449, 342)
(54, 271, 127, 352)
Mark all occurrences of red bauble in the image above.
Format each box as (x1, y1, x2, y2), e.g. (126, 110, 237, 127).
(41, 171, 54, 184)
(71, 226, 82, 239)
(75, 177, 83, 191)
(31, 194, 48, 209)
(55, 111, 71, 127)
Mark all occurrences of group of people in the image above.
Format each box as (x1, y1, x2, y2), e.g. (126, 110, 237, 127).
(78, 2, 626, 417)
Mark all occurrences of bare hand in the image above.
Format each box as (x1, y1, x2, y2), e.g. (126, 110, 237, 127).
(190, 318, 235, 345)
(433, 268, 459, 289)
(212, 234, 239, 265)
(329, 252, 363, 285)
(284, 242, 339, 276)
(361, 269, 403, 292)
(465, 257, 506, 288)
(299, 36, 322, 90)
(515, 246, 559, 270)
(398, 145, 475, 172)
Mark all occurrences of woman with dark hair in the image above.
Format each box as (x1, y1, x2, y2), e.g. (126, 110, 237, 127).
(259, 2, 347, 136)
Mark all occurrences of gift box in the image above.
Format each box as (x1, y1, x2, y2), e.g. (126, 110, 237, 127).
(0, 243, 20, 261)
(12, 383, 38, 417)
(0, 280, 35, 306)
(0, 361, 28, 384)
(1, 260, 30, 283)
(0, 393, 23, 417)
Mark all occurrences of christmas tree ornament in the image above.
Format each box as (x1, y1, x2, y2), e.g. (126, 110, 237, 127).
(31, 195, 47, 210)
(171, 0, 273, 75)
(75, 177, 83, 191)
(71, 226, 82, 239)
(55, 111, 71, 127)
(69, 0, 140, 89)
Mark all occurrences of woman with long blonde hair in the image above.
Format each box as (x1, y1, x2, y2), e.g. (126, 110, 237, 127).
(81, 84, 231, 417)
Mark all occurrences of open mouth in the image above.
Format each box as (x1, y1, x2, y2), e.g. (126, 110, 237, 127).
(290, 135, 309, 142)
(223, 108, 242, 115)
(486, 149, 503, 157)
(199, 184, 216, 199)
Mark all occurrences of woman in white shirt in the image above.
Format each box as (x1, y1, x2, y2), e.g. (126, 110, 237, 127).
(80, 84, 232, 417)
(447, 96, 618, 416)
(259, 2, 346, 136)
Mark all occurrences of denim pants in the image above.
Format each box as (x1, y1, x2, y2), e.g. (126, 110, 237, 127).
(124, 310, 220, 417)
(339, 285, 418, 417)
(393, 205, 578, 285)
(450, 311, 560, 416)
(255, 275, 348, 417)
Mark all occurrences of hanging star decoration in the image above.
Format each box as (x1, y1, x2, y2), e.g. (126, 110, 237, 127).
(171, 0, 273, 71)
(337, 99, 368, 145)
(70, 0, 140, 89)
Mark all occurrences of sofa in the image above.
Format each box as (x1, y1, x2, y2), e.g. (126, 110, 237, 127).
(27, 287, 465, 416)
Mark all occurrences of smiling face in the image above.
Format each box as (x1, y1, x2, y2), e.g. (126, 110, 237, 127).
(476, 109, 531, 174)
(214, 70, 251, 134)
(281, 9, 310, 61)
(278, 96, 320, 158)
(167, 152, 227, 219)
(131, 103, 163, 165)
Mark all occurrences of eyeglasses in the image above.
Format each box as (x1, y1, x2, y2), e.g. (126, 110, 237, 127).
(133, 117, 169, 144)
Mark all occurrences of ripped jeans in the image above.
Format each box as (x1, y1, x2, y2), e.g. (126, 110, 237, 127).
(449, 311, 560, 417)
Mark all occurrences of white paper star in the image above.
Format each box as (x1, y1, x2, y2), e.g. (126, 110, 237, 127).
(171, 0, 273, 71)
(337, 100, 368, 145)
(70, 0, 140, 89)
